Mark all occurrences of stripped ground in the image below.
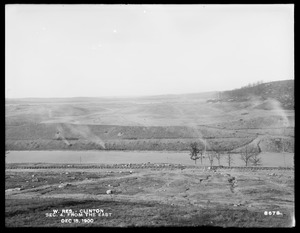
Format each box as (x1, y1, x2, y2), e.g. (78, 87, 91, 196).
(5, 167, 294, 227)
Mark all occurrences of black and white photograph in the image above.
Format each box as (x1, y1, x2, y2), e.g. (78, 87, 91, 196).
(5, 4, 294, 227)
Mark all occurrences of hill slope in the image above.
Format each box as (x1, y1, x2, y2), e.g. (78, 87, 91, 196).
(208, 80, 294, 110)
(5, 80, 294, 153)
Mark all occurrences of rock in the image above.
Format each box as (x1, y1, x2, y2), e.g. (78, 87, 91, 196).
(6, 187, 22, 192)
(31, 175, 35, 178)
(32, 178, 39, 182)
(58, 183, 71, 188)
(129, 171, 133, 174)
(106, 189, 112, 195)
(65, 172, 69, 175)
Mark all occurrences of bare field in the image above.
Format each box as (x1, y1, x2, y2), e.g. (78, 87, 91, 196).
(5, 98, 294, 153)
(5, 90, 294, 227)
(5, 167, 294, 227)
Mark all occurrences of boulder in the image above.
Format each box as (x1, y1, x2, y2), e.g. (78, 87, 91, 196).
(106, 190, 112, 195)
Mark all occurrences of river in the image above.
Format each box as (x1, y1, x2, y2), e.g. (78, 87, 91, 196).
(5, 150, 294, 167)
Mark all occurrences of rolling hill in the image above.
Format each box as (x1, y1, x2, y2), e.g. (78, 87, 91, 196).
(5, 80, 294, 153)
(208, 80, 294, 110)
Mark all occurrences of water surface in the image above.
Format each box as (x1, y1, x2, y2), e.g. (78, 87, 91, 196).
(5, 150, 294, 167)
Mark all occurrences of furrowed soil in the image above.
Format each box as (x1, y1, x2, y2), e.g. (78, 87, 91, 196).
(5, 167, 294, 227)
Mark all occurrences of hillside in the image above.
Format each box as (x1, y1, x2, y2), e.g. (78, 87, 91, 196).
(5, 80, 294, 153)
(207, 80, 294, 110)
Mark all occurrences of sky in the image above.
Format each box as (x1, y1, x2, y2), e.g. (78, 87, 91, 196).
(5, 4, 294, 98)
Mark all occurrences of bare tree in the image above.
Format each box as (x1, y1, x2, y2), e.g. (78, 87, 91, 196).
(240, 145, 259, 166)
(250, 153, 262, 166)
(214, 146, 223, 166)
(207, 152, 215, 167)
(189, 142, 201, 165)
(199, 150, 204, 165)
(226, 152, 234, 167)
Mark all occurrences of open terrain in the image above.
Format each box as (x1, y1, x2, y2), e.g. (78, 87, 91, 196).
(5, 166, 294, 227)
(5, 80, 294, 227)
(5, 80, 294, 153)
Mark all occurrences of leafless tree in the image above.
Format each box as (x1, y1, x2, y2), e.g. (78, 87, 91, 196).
(250, 153, 262, 166)
(226, 152, 234, 167)
(214, 146, 223, 166)
(189, 142, 201, 165)
(199, 150, 204, 165)
(240, 145, 259, 166)
(207, 152, 215, 167)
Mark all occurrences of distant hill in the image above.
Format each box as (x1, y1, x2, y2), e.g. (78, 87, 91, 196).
(207, 80, 294, 110)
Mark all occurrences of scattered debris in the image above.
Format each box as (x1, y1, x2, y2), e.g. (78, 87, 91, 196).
(106, 189, 112, 195)
(6, 187, 22, 192)
(58, 183, 71, 188)
(233, 203, 242, 207)
(228, 177, 235, 183)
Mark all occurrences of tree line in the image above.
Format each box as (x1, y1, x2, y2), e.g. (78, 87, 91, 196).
(189, 142, 261, 167)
